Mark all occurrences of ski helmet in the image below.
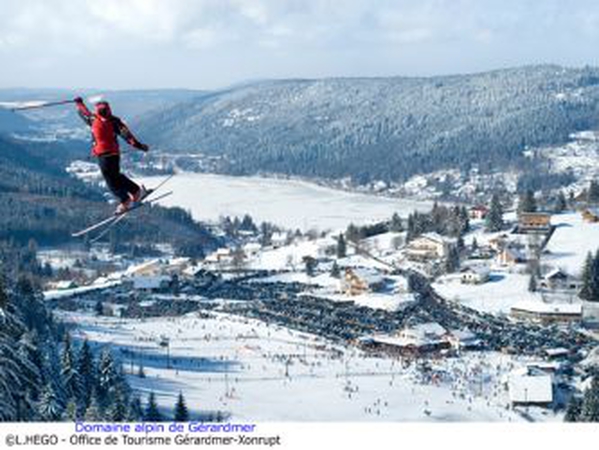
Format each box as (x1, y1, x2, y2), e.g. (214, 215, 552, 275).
(95, 101, 112, 118)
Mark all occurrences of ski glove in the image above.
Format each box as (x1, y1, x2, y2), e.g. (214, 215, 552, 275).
(73, 97, 84, 104)
(138, 143, 149, 152)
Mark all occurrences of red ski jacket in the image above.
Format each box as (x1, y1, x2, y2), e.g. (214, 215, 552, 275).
(76, 101, 146, 157)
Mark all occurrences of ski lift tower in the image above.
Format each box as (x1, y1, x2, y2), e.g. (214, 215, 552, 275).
(159, 335, 171, 369)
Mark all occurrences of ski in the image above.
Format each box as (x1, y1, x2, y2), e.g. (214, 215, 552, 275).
(72, 173, 176, 238)
(72, 190, 173, 238)
(88, 191, 173, 244)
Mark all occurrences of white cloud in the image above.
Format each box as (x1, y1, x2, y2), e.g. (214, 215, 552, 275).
(1, 0, 599, 88)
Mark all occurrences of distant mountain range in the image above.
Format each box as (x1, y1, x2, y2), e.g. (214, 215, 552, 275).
(132, 65, 599, 184)
(3, 65, 599, 187)
(0, 88, 203, 134)
(0, 108, 31, 134)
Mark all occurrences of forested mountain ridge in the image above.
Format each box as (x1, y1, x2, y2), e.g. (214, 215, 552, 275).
(0, 135, 218, 253)
(134, 65, 599, 183)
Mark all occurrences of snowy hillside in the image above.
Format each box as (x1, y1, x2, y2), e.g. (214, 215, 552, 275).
(135, 65, 599, 183)
(61, 310, 536, 422)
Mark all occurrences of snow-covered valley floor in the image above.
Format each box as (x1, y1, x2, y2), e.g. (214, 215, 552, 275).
(59, 310, 558, 422)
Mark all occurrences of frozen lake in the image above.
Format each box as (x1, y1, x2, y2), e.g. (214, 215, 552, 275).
(140, 173, 432, 231)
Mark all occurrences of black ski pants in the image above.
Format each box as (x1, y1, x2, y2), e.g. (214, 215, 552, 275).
(97, 154, 139, 203)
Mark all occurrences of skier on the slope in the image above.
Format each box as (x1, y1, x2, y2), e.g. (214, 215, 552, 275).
(74, 97, 149, 214)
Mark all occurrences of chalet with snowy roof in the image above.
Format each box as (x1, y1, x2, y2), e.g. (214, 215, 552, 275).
(543, 348, 570, 360)
(271, 232, 289, 248)
(405, 232, 456, 261)
(446, 329, 482, 350)
(205, 248, 233, 264)
(510, 301, 582, 324)
(460, 266, 490, 285)
(507, 368, 553, 406)
(539, 268, 582, 292)
(582, 207, 599, 223)
(342, 267, 386, 296)
(496, 247, 527, 266)
(359, 322, 451, 355)
(516, 212, 552, 234)
(469, 205, 489, 220)
(127, 259, 162, 276)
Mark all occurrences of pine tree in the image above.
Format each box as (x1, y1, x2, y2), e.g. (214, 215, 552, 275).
(580, 375, 599, 422)
(580, 252, 595, 301)
(77, 340, 95, 410)
(96, 348, 117, 409)
(0, 310, 27, 420)
(302, 256, 317, 277)
(457, 235, 465, 252)
(173, 392, 189, 422)
(528, 274, 537, 292)
(61, 334, 80, 402)
(84, 391, 103, 421)
(128, 396, 144, 422)
(588, 180, 599, 204)
(346, 224, 360, 243)
(330, 262, 341, 278)
(486, 194, 504, 232)
(390, 213, 403, 232)
(594, 250, 599, 303)
(106, 388, 128, 422)
(555, 191, 567, 212)
(519, 190, 537, 213)
(38, 383, 64, 421)
(336, 234, 347, 258)
(564, 396, 583, 422)
(144, 392, 162, 422)
(64, 399, 78, 421)
(444, 246, 460, 273)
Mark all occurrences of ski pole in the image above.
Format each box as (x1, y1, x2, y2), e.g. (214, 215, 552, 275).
(9, 99, 76, 112)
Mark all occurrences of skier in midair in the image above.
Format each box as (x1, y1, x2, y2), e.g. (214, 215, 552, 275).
(74, 97, 149, 213)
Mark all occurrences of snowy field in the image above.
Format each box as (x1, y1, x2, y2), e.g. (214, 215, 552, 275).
(58, 310, 556, 422)
(433, 272, 542, 315)
(543, 212, 599, 276)
(139, 173, 432, 231)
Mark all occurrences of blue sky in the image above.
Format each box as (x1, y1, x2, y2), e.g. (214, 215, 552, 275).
(1, 0, 599, 89)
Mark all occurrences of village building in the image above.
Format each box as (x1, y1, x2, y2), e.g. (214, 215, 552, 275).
(496, 247, 527, 266)
(510, 301, 582, 324)
(446, 329, 482, 350)
(131, 274, 172, 291)
(126, 259, 162, 277)
(488, 234, 509, 252)
(358, 322, 451, 355)
(469, 205, 489, 220)
(460, 266, 490, 284)
(517, 212, 552, 234)
(543, 348, 570, 360)
(242, 242, 263, 257)
(341, 267, 386, 296)
(539, 268, 582, 292)
(271, 232, 290, 248)
(204, 248, 233, 265)
(50, 280, 78, 290)
(581, 207, 599, 223)
(507, 367, 554, 406)
(405, 232, 456, 261)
